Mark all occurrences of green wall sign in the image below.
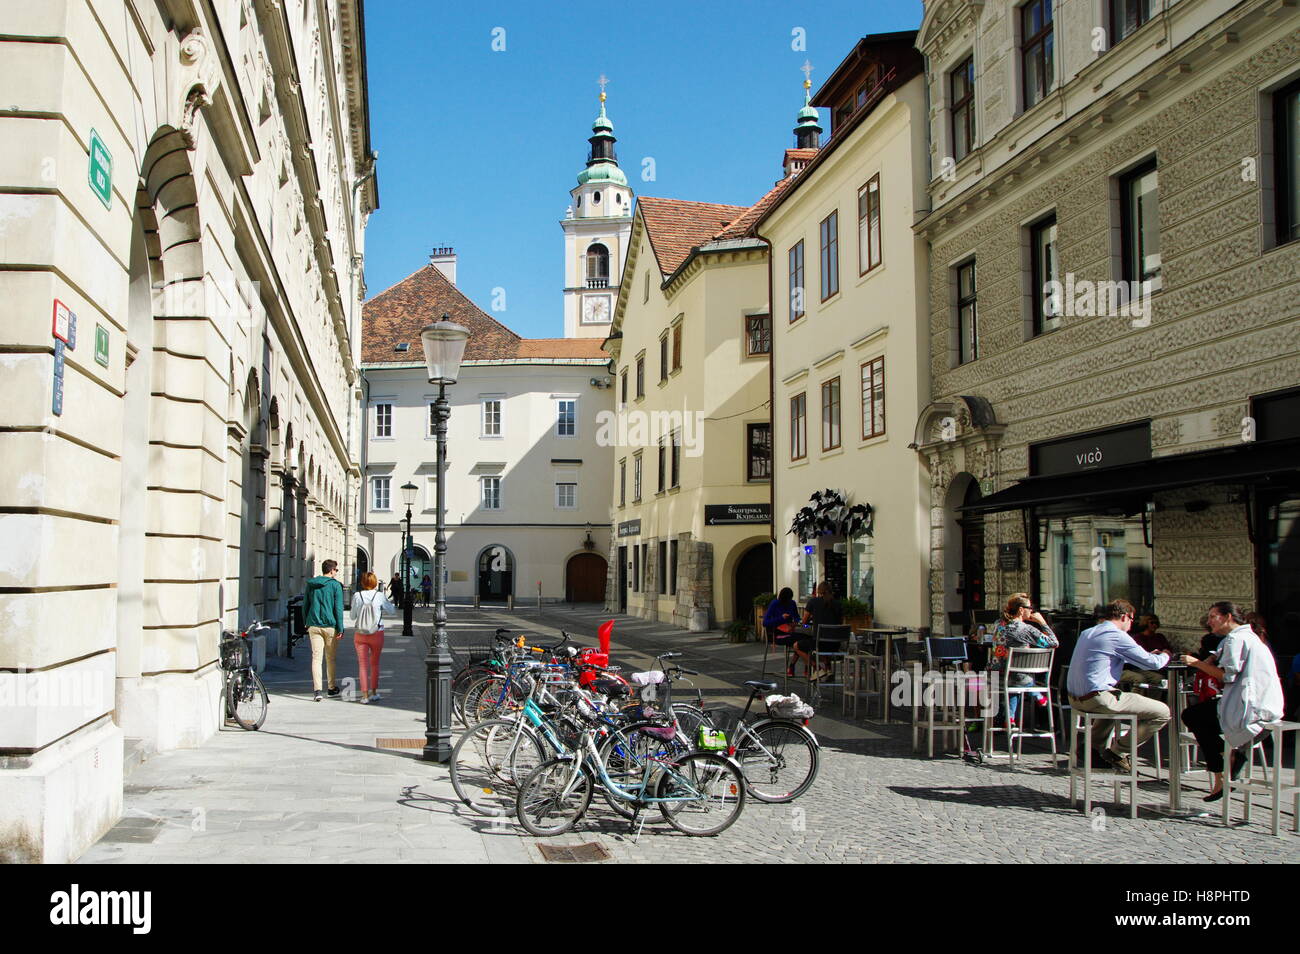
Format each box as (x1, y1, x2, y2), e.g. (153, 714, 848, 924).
(88, 129, 112, 209)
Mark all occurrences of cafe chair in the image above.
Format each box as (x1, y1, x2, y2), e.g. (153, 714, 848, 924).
(1068, 710, 1140, 820)
(842, 636, 884, 720)
(1222, 721, 1300, 837)
(911, 637, 972, 757)
(808, 624, 851, 703)
(985, 647, 1058, 770)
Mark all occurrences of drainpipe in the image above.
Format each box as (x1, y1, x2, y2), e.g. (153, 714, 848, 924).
(754, 225, 777, 592)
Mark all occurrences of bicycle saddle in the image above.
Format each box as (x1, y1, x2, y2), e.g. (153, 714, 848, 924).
(745, 679, 779, 693)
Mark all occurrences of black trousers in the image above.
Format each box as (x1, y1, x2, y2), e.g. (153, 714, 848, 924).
(1182, 699, 1228, 773)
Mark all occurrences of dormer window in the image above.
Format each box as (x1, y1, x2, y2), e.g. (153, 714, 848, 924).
(394, 342, 410, 353)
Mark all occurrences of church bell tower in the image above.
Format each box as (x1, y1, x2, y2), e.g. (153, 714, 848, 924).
(562, 78, 633, 339)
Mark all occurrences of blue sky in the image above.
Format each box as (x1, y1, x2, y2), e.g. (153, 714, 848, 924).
(362, 0, 925, 338)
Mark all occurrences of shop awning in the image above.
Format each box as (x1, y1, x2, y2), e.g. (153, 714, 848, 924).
(961, 439, 1300, 516)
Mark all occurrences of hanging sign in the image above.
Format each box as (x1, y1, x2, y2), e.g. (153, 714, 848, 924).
(94, 324, 109, 367)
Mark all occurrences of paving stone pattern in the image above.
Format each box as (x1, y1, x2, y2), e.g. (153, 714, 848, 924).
(80, 605, 1298, 864)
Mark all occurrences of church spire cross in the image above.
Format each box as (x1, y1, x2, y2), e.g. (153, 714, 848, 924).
(598, 73, 609, 103)
(800, 60, 814, 91)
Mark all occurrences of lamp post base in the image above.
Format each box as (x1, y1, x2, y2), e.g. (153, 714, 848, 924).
(423, 647, 453, 762)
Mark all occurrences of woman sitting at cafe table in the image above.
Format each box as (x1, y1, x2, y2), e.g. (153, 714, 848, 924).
(1179, 601, 1285, 803)
(991, 594, 1060, 727)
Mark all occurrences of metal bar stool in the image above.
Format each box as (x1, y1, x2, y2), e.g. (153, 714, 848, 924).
(1223, 721, 1300, 836)
(1068, 710, 1140, 819)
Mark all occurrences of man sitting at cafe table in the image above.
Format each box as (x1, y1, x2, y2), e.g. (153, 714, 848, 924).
(1066, 599, 1172, 773)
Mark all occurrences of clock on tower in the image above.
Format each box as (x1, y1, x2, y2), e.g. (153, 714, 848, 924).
(582, 294, 612, 324)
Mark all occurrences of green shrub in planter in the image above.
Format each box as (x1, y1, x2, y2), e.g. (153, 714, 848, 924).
(725, 619, 753, 644)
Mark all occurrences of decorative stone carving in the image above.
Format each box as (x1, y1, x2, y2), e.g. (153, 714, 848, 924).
(177, 30, 221, 149)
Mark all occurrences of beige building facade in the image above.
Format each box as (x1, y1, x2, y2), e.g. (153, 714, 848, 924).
(759, 35, 932, 628)
(913, 0, 1300, 653)
(0, 0, 375, 861)
(604, 195, 778, 631)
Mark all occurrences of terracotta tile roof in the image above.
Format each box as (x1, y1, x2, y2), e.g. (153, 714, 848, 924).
(514, 338, 610, 360)
(362, 265, 608, 365)
(785, 148, 819, 162)
(636, 197, 751, 277)
(713, 177, 798, 240)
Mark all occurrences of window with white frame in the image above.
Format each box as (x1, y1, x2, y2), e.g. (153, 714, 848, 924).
(482, 398, 502, 437)
(371, 475, 391, 511)
(481, 476, 501, 510)
(556, 482, 577, 509)
(557, 399, 577, 437)
(373, 403, 393, 438)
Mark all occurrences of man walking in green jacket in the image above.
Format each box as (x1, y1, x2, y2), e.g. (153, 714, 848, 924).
(303, 559, 345, 702)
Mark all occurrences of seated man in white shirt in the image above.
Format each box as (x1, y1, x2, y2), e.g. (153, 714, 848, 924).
(1066, 599, 1172, 773)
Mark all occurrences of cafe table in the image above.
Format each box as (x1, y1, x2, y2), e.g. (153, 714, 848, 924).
(854, 627, 912, 723)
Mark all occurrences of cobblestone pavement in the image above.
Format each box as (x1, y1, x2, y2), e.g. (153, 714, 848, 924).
(81, 603, 1298, 864)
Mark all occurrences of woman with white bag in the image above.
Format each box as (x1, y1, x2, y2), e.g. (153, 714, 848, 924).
(351, 572, 395, 704)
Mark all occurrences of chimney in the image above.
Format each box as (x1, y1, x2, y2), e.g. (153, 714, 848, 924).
(430, 246, 457, 285)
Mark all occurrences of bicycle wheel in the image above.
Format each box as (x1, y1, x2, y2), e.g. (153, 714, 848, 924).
(670, 703, 713, 745)
(450, 719, 547, 817)
(458, 673, 503, 726)
(734, 720, 819, 803)
(597, 721, 689, 819)
(451, 664, 493, 717)
(655, 752, 745, 836)
(471, 675, 525, 723)
(227, 669, 268, 731)
(516, 758, 592, 836)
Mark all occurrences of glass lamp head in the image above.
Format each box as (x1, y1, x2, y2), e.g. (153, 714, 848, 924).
(400, 482, 418, 508)
(420, 314, 471, 384)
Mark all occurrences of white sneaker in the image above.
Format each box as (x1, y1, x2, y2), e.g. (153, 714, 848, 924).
(359, 695, 369, 705)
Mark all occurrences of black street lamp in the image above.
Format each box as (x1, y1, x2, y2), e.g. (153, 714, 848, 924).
(419, 314, 470, 762)
(400, 481, 418, 638)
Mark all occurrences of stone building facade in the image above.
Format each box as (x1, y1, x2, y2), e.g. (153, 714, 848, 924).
(0, 0, 375, 862)
(913, 0, 1300, 652)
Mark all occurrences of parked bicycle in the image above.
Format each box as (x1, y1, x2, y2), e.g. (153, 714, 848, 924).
(219, 621, 270, 730)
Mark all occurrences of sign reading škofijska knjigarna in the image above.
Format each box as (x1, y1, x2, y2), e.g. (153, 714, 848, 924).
(704, 503, 772, 525)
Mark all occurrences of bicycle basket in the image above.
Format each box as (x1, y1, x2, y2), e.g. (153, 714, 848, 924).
(219, 634, 250, 672)
(765, 693, 815, 720)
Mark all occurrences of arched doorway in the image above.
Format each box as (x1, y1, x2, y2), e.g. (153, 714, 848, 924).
(477, 545, 514, 602)
(943, 474, 986, 626)
(566, 552, 607, 603)
(355, 545, 370, 590)
(733, 542, 773, 623)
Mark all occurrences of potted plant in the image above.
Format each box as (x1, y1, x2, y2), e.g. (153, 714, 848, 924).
(842, 597, 873, 631)
(752, 592, 776, 640)
(725, 618, 753, 644)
